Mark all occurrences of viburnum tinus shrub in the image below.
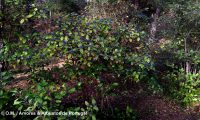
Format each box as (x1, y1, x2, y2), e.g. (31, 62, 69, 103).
(59, 15, 153, 80)
(7, 14, 153, 81)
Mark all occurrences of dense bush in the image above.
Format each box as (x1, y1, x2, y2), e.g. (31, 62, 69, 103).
(4, 13, 153, 79)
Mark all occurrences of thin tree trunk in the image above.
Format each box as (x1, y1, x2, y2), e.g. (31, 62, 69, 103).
(184, 30, 192, 74)
(149, 7, 160, 43)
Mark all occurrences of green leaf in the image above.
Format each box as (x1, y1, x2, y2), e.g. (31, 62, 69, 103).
(92, 115, 96, 120)
(60, 91, 66, 96)
(56, 100, 61, 103)
(60, 36, 64, 41)
(87, 62, 91, 67)
(92, 99, 96, 105)
(18, 105, 23, 111)
(26, 14, 33, 18)
(25, 107, 33, 111)
(112, 83, 119, 87)
(69, 88, 76, 94)
(68, 54, 72, 59)
(93, 106, 99, 111)
(14, 99, 21, 105)
(80, 49, 84, 54)
(86, 35, 89, 40)
(44, 96, 51, 100)
(85, 101, 89, 106)
(77, 82, 82, 87)
(20, 19, 25, 24)
(137, 37, 140, 41)
(64, 36, 68, 41)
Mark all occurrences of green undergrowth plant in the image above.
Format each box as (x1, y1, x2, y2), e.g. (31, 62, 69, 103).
(162, 69, 200, 106)
(113, 106, 138, 120)
(0, 71, 13, 87)
(4, 79, 98, 120)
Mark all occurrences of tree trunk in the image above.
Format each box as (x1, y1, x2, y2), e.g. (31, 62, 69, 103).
(184, 30, 192, 75)
(185, 38, 190, 74)
(149, 7, 160, 43)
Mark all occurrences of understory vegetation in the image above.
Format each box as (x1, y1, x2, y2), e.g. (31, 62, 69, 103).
(0, 0, 200, 120)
